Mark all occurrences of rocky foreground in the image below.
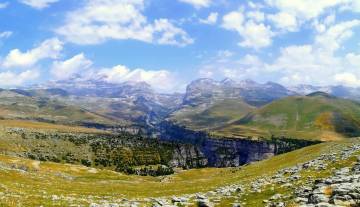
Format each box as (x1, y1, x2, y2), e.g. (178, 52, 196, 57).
(87, 143, 360, 207)
(1, 140, 360, 207)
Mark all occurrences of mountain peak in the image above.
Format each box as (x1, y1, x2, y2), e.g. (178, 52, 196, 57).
(220, 78, 236, 86)
(306, 91, 334, 98)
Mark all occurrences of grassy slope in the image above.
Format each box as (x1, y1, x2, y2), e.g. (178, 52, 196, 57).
(170, 99, 254, 130)
(216, 95, 360, 141)
(0, 134, 353, 206)
(0, 91, 115, 126)
(0, 120, 107, 134)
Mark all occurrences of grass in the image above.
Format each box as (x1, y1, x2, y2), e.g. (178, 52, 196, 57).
(170, 99, 254, 130)
(0, 138, 353, 206)
(0, 91, 116, 126)
(217, 139, 360, 206)
(0, 120, 107, 134)
(216, 95, 360, 141)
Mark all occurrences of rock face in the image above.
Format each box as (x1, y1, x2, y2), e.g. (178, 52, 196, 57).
(184, 78, 295, 107)
(201, 138, 276, 167)
(160, 121, 319, 168)
(169, 145, 208, 168)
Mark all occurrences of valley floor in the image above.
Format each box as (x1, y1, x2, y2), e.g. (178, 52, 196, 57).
(1, 138, 359, 206)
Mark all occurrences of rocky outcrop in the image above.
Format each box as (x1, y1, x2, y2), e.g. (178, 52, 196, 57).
(169, 145, 208, 168)
(160, 121, 320, 168)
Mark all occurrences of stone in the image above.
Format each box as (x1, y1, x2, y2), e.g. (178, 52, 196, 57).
(309, 194, 329, 204)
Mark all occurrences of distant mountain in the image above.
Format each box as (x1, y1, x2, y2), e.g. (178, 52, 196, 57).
(0, 89, 115, 126)
(168, 78, 294, 130)
(35, 77, 184, 127)
(217, 92, 360, 141)
(289, 84, 360, 101)
(24, 77, 360, 134)
(183, 78, 296, 107)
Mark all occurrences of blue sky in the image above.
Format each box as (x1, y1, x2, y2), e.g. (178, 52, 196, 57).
(0, 0, 360, 92)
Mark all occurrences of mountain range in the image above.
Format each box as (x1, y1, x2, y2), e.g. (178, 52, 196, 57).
(0, 76, 357, 140)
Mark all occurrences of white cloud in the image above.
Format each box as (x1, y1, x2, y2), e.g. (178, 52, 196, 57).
(178, 0, 211, 9)
(18, 0, 59, 9)
(268, 12, 298, 31)
(334, 72, 360, 87)
(198, 52, 264, 81)
(268, 20, 360, 86)
(0, 31, 12, 39)
(246, 11, 265, 23)
(200, 12, 218, 25)
(222, 11, 244, 31)
(315, 19, 360, 52)
(2, 38, 63, 68)
(248, 1, 264, 10)
(56, 0, 193, 47)
(266, 0, 346, 21)
(98, 65, 178, 92)
(238, 21, 273, 48)
(222, 11, 273, 49)
(152, 19, 194, 46)
(0, 70, 39, 86)
(0, 2, 8, 9)
(200, 18, 360, 87)
(345, 53, 360, 66)
(51, 53, 93, 80)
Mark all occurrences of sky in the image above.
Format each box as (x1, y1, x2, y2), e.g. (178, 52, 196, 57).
(0, 0, 360, 92)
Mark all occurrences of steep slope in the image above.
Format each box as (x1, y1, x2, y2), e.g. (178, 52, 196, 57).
(169, 78, 294, 130)
(169, 98, 254, 130)
(0, 90, 115, 127)
(35, 78, 184, 127)
(183, 78, 295, 107)
(217, 92, 360, 140)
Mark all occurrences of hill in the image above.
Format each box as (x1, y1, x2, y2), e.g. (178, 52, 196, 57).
(216, 92, 360, 141)
(169, 98, 255, 130)
(0, 89, 116, 127)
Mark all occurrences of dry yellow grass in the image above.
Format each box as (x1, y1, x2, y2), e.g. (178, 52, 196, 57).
(0, 119, 107, 134)
(315, 112, 335, 131)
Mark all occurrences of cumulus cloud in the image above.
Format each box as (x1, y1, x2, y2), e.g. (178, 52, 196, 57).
(268, 20, 360, 86)
(200, 17, 360, 87)
(56, 0, 193, 46)
(200, 12, 218, 25)
(315, 19, 360, 52)
(97, 65, 178, 92)
(266, 0, 360, 32)
(178, 0, 211, 9)
(266, 0, 345, 20)
(1, 38, 63, 68)
(18, 0, 59, 9)
(152, 19, 194, 46)
(51, 53, 93, 80)
(222, 11, 273, 49)
(0, 70, 39, 86)
(268, 12, 298, 31)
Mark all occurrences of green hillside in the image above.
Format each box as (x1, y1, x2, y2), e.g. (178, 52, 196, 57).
(0, 90, 115, 127)
(216, 93, 360, 141)
(170, 98, 254, 130)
